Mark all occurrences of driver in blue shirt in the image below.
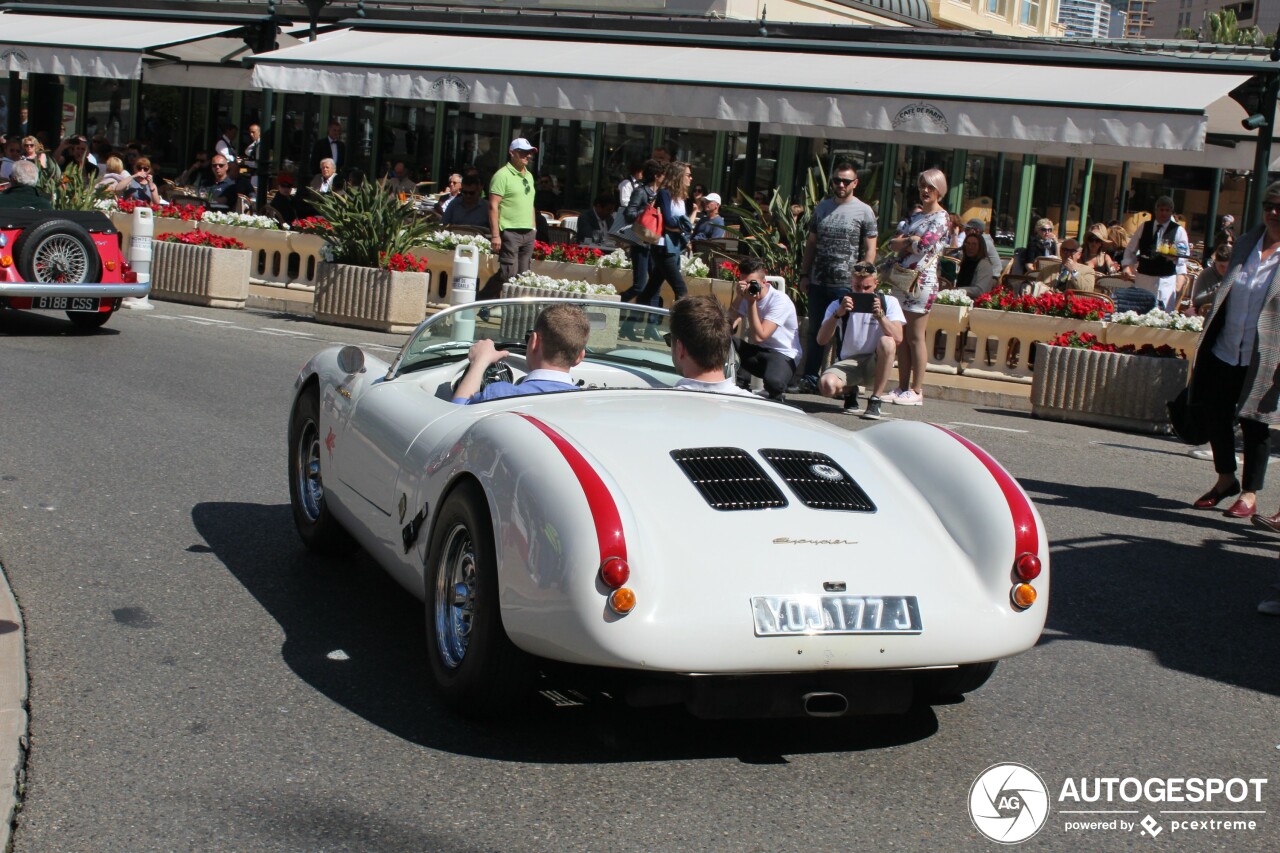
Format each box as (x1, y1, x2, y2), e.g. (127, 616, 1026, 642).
(452, 303, 589, 404)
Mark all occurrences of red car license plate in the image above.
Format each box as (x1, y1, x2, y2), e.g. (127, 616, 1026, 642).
(33, 297, 100, 311)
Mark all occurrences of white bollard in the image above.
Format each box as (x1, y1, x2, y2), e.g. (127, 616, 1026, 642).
(450, 244, 479, 341)
(122, 206, 155, 310)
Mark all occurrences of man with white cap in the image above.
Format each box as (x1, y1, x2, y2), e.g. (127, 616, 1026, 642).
(1122, 195, 1189, 312)
(692, 192, 726, 241)
(480, 137, 539, 300)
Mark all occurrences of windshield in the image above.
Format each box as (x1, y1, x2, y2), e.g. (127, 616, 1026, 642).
(394, 298, 678, 377)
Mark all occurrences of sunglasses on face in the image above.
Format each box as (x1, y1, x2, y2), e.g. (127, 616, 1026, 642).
(831, 177, 855, 187)
(1038, 226, 1054, 232)
(1263, 202, 1280, 214)
(212, 163, 227, 168)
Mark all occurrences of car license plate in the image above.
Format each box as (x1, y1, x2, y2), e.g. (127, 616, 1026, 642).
(751, 595, 921, 636)
(33, 297, 100, 311)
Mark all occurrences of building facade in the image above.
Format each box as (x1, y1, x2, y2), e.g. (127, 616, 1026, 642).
(928, 0, 1064, 36)
(1058, 0, 1113, 38)
(1148, 1, 1280, 40)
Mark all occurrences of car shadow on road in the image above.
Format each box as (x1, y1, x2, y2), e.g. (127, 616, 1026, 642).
(0, 307, 122, 336)
(1021, 478, 1280, 698)
(192, 500, 941, 764)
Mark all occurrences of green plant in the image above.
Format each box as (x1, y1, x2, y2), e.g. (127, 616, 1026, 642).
(309, 178, 433, 268)
(44, 165, 111, 211)
(723, 159, 827, 314)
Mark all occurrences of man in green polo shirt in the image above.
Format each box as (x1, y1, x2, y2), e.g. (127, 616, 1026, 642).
(481, 137, 538, 300)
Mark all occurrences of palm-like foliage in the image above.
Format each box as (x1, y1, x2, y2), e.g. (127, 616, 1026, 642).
(309, 179, 433, 268)
(723, 160, 827, 313)
(44, 164, 112, 211)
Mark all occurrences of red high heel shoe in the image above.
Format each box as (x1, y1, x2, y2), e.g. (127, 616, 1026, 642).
(1193, 480, 1240, 509)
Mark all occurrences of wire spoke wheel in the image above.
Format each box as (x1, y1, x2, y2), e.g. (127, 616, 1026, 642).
(434, 523, 478, 670)
(32, 234, 91, 283)
(295, 418, 324, 523)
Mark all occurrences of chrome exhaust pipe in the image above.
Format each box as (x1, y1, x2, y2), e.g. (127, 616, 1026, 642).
(802, 691, 848, 717)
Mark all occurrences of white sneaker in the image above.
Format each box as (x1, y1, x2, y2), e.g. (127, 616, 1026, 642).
(122, 296, 154, 311)
(890, 388, 923, 406)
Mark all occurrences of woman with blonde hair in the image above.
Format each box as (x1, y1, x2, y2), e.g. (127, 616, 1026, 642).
(1015, 217, 1058, 274)
(1106, 224, 1130, 266)
(884, 167, 950, 407)
(20, 136, 59, 183)
(96, 156, 129, 194)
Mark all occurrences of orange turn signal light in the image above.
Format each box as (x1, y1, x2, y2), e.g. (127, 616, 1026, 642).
(105, 259, 117, 271)
(608, 588, 636, 615)
(0, 256, 12, 268)
(1011, 583, 1037, 609)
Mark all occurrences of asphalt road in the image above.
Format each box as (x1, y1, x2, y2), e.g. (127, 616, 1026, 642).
(1, 300, 1278, 853)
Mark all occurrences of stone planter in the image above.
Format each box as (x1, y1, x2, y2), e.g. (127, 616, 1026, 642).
(201, 223, 294, 287)
(708, 279, 736, 307)
(410, 245, 499, 307)
(286, 232, 329, 289)
(149, 240, 252, 309)
(531, 259, 598, 284)
(925, 303, 970, 375)
(499, 283, 622, 350)
(313, 262, 430, 333)
(965, 308, 1104, 383)
(595, 266, 635, 295)
(683, 275, 717, 299)
(1102, 324, 1202, 359)
(1031, 343, 1190, 433)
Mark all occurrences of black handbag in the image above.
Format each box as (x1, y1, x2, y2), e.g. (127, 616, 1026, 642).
(1167, 386, 1209, 445)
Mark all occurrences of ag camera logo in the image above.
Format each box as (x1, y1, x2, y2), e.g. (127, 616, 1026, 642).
(970, 763, 1051, 844)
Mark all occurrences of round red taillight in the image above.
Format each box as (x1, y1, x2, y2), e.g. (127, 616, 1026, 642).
(600, 556, 629, 589)
(1015, 552, 1041, 581)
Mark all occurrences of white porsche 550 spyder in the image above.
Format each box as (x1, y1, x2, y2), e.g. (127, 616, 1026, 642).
(288, 298, 1048, 719)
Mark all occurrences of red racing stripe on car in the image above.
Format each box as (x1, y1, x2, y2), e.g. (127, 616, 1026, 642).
(515, 414, 627, 562)
(929, 424, 1039, 558)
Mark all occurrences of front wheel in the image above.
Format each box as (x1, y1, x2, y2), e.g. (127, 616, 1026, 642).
(287, 386, 355, 553)
(425, 480, 532, 715)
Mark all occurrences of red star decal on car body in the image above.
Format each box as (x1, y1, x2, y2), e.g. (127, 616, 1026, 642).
(324, 427, 336, 457)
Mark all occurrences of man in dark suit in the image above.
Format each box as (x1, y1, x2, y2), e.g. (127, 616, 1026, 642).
(309, 120, 346, 177)
(0, 160, 51, 209)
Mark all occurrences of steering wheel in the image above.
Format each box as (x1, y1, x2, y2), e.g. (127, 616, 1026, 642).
(451, 360, 514, 397)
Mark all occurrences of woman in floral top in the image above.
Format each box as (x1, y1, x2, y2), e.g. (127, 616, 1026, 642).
(884, 168, 949, 406)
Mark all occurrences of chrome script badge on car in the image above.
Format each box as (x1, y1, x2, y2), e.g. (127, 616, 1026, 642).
(810, 463, 843, 482)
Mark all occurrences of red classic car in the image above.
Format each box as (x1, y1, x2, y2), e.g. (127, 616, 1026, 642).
(0, 210, 149, 329)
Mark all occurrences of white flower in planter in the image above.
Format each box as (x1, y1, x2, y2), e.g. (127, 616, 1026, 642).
(679, 255, 709, 278)
(935, 290, 973, 306)
(599, 249, 632, 270)
(508, 270, 617, 295)
(422, 230, 494, 254)
(1111, 308, 1203, 332)
(200, 211, 281, 229)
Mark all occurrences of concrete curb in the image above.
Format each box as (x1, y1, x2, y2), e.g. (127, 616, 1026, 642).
(245, 292, 315, 318)
(0, 562, 29, 853)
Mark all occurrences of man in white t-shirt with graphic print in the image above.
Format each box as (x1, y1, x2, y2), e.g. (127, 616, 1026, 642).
(816, 262, 905, 421)
(731, 258, 802, 400)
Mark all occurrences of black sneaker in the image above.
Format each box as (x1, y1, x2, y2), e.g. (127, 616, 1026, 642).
(794, 374, 820, 395)
(861, 396, 883, 420)
(841, 388, 860, 414)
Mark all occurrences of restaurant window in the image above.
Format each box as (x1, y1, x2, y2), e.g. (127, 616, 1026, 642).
(513, 117, 598, 211)
(379, 100, 436, 187)
(279, 92, 321, 179)
(724, 130, 782, 205)
(441, 108, 504, 185)
(84, 78, 132, 148)
(136, 84, 184, 174)
(601, 122, 652, 202)
(658, 128, 718, 191)
(810, 139, 890, 219)
(961, 152, 1021, 247)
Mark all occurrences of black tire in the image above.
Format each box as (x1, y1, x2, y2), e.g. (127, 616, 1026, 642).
(66, 310, 111, 330)
(14, 218, 100, 284)
(915, 661, 998, 702)
(425, 480, 533, 716)
(287, 385, 356, 554)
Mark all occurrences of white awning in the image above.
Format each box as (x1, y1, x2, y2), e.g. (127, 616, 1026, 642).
(0, 13, 243, 80)
(250, 29, 1254, 164)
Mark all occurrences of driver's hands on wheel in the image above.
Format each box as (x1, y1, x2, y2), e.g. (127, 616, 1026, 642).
(452, 339, 512, 403)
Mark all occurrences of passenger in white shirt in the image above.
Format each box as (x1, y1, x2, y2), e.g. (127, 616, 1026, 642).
(669, 295, 754, 396)
(816, 262, 905, 420)
(730, 258, 801, 400)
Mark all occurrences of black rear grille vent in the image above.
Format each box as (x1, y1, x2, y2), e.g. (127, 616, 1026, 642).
(759, 450, 876, 512)
(671, 448, 788, 511)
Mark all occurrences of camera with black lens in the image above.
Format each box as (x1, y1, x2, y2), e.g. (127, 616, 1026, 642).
(747, 281, 762, 297)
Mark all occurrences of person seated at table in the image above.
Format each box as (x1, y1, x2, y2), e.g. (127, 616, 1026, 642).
(1106, 225, 1131, 266)
(691, 192, 726, 242)
(1189, 243, 1233, 317)
(95, 156, 130, 196)
(176, 151, 213, 191)
(119, 157, 161, 204)
(267, 174, 298, 224)
(204, 154, 238, 207)
(1081, 223, 1119, 275)
(534, 174, 561, 214)
(451, 303, 589, 404)
(1052, 239, 1095, 291)
(441, 174, 490, 228)
(384, 161, 417, 196)
(0, 160, 51, 209)
(575, 192, 616, 245)
(1012, 218, 1058, 275)
(954, 233, 996, 298)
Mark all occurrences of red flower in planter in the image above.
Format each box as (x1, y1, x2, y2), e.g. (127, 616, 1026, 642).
(717, 260, 740, 281)
(290, 216, 333, 233)
(380, 252, 430, 272)
(156, 230, 247, 250)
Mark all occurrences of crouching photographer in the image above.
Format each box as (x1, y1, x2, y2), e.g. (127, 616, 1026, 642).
(816, 262, 905, 420)
(730, 258, 801, 400)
